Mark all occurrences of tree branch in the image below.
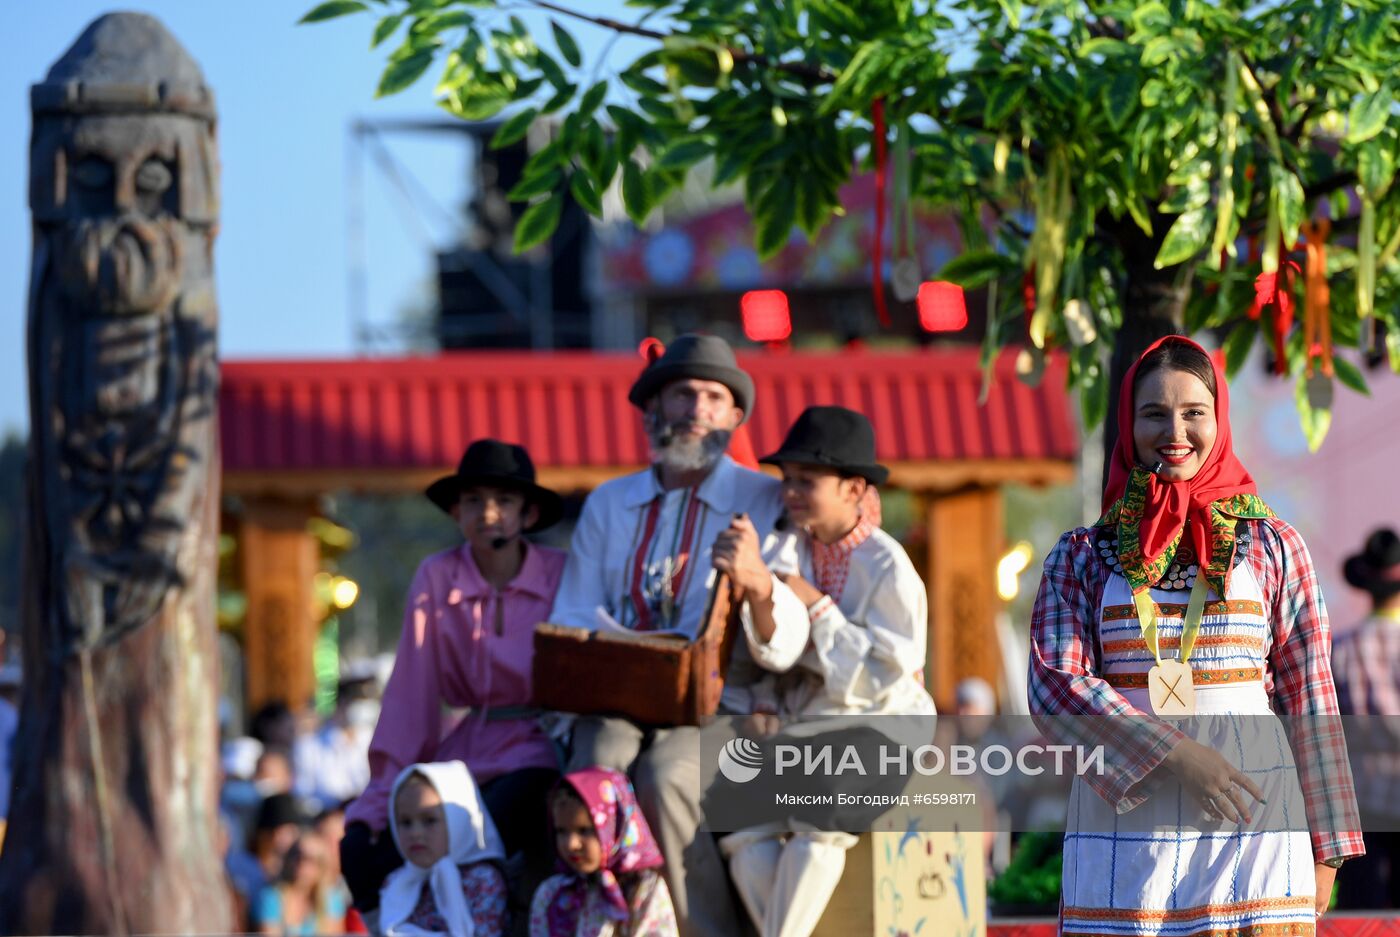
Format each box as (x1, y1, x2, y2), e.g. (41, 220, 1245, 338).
(1085, 16, 1125, 39)
(522, 0, 837, 85)
(524, 0, 668, 40)
(1305, 169, 1357, 201)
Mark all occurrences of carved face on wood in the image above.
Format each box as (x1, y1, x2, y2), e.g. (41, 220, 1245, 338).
(29, 13, 219, 649)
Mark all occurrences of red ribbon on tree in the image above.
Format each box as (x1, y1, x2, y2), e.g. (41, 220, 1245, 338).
(1251, 251, 1299, 375)
(871, 97, 891, 328)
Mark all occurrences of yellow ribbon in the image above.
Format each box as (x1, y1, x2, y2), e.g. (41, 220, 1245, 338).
(1132, 575, 1211, 666)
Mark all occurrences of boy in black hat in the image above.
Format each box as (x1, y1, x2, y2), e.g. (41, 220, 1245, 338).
(715, 405, 935, 937)
(342, 439, 567, 929)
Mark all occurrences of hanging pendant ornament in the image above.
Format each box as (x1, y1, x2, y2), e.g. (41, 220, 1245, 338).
(1148, 659, 1196, 717)
(892, 259, 921, 302)
(1015, 346, 1045, 387)
(889, 122, 921, 302)
(1306, 370, 1334, 410)
(1301, 218, 1333, 378)
(1062, 298, 1097, 347)
(870, 97, 892, 328)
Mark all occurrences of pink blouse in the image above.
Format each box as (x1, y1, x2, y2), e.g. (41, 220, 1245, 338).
(346, 542, 566, 829)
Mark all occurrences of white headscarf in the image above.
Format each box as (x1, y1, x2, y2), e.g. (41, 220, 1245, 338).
(380, 761, 507, 937)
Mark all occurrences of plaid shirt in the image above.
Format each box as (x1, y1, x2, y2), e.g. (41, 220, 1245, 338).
(1330, 611, 1400, 817)
(1028, 517, 1365, 864)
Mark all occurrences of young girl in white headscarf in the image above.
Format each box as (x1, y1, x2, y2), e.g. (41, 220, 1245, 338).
(380, 761, 509, 936)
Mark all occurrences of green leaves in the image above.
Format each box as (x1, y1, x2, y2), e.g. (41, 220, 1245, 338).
(507, 167, 561, 201)
(551, 20, 582, 68)
(372, 13, 404, 48)
(316, 0, 1400, 440)
(621, 158, 652, 225)
(983, 80, 1025, 127)
(936, 250, 1019, 288)
(1103, 71, 1138, 132)
(377, 50, 436, 97)
(1222, 319, 1258, 379)
(300, 0, 368, 24)
(1154, 207, 1211, 269)
(490, 107, 538, 149)
(1294, 371, 1333, 452)
(1358, 138, 1397, 200)
(513, 192, 563, 253)
(1333, 355, 1370, 396)
(569, 172, 603, 216)
(754, 177, 797, 260)
(441, 81, 510, 118)
(655, 139, 711, 171)
(577, 81, 608, 118)
(1347, 86, 1393, 144)
(1272, 166, 1305, 247)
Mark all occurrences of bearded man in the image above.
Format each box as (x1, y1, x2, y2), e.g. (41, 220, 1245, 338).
(549, 333, 806, 937)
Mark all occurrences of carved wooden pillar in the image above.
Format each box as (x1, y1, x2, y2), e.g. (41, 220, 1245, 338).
(0, 14, 234, 933)
(239, 497, 319, 715)
(925, 486, 1004, 712)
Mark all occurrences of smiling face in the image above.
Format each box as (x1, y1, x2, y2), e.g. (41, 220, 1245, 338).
(779, 464, 866, 539)
(552, 794, 603, 876)
(394, 776, 450, 869)
(1132, 367, 1218, 482)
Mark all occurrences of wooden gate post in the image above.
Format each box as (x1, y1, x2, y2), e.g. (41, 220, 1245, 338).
(925, 485, 1004, 712)
(239, 497, 319, 716)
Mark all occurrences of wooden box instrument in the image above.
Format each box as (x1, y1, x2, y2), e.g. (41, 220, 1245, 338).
(532, 577, 739, 726)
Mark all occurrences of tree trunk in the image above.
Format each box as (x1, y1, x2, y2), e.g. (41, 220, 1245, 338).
(1099, 223, 1194, 495)
(0, 14, 234, 933)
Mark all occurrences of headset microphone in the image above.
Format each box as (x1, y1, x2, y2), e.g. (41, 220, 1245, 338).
(1150, 461, 1164, 475)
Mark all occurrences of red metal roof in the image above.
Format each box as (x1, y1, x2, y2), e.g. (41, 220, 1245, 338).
(220, 347, 1076, 474)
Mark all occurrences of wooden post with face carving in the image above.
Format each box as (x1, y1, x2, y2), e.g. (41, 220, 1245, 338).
(0, 14, 234, 933)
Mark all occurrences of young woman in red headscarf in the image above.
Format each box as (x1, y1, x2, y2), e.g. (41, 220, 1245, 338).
(1027, 336, 1363, 934)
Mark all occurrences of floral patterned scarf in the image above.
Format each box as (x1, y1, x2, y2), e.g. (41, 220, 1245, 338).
(543, 767, 665, 936)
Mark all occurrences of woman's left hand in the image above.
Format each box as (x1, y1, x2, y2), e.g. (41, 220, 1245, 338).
(1313, 861, 1336, 918)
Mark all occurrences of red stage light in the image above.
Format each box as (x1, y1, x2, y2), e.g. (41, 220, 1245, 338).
(741, 290, 792, 343)
(917, 281, 968, 332)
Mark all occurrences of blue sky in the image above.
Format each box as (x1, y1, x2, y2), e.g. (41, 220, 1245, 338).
(1, 1, 639, 435)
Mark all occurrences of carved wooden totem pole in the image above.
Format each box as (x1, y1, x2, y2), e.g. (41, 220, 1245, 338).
(0, 14, 234, 933)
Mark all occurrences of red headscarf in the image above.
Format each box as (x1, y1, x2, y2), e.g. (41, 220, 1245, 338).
(1101, 335, 1259, 589)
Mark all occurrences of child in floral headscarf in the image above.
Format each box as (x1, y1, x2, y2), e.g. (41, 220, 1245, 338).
(528, 767, 677, 937)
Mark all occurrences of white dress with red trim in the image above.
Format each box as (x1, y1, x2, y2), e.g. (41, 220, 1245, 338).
(1059, 558, 1315, 936)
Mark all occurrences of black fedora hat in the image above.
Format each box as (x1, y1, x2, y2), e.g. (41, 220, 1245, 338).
(425, 439, 564, 532)
(627, 333, 754, 420)
(1344, 528, 1400, 596)
(760, 406, 889, 485)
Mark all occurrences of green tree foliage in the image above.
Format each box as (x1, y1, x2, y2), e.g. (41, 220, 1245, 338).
(308, 0, 1400, 449)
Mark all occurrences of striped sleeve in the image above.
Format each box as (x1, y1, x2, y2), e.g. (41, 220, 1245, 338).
(1028, 529, 1186, 813)
(1253, 518, 1366, 864)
